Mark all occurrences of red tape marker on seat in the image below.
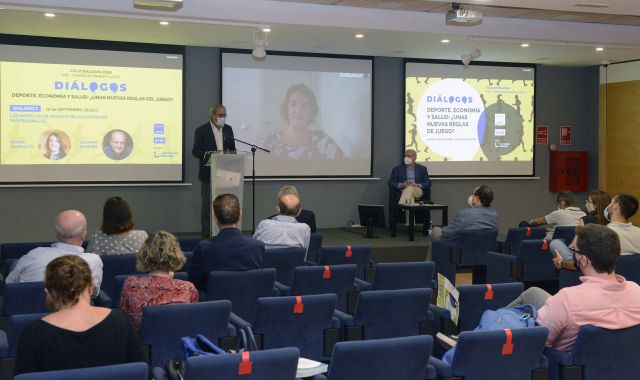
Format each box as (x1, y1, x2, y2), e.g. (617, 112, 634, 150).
(323, 265, 331, 279)
(238, 351, 253, 375)
(502, 328, 513, 355)
(541, 240, 548, 250)
(293, 296, 304, 314)
(526, 227, 531, 237)
(484, 284, 494, 300)
(346, 245, 353, 258)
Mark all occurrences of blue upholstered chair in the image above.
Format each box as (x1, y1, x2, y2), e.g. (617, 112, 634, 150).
(14, 362, 149, 380)
(432, 229, 499, 285)
(263, 247, 306, 286)
(0, 282, 47, 331)
(429, 326, 549, 380)
(0, 313, 47, 379)
(276, 264, 357, 313)
(615, 253, 640, 284)
(0, 242, 54, 279)
(545, 324, 640, 380)
(336, 288, 433, 341)
(308, 233, 324, 263)
(318, 245, 373, 280)
(494, 227, 547, 255)
(182, 251, 194, 272)
(551, 226, 576, 244)
(99, 254, 139, 298)
(140, 300, 236, 368)
(486, 240, 558, 286)
(105, 272, 188, 308)
(356, 261, 435, 291)
(311, 336, 435, 380)
(152, 347, 300, 380)
(456, 283, 524, 333)
(177, 236, 202, 253)
(206, 269, 277, 321)
(231, 294, 340, 362)
(558, 269, 581, 289)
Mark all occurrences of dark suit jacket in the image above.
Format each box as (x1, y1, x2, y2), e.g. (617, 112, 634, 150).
(188, 228, 264, 290)
(192, 122, 237, 182)
(267, 209, 317, 233)
(388, 163, 431, 199)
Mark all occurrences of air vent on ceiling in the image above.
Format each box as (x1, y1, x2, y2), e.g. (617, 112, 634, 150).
(574, 3, 612, 9)
(133, 0, 183, 11)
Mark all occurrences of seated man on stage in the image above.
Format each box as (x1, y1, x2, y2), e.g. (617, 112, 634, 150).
(388, 149, 430, 205)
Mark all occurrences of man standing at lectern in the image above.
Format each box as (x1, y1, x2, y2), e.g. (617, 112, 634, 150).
(192, 104, 236, 238)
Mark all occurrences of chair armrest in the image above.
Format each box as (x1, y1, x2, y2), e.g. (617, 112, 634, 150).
(333, 310, 354, 327)
(274, 281, 291, 296)
(272, 286, 280, 296)
(354, 278, 372, 291)
(426, 363, 437, 380)
(0, 331, 7, 358)
(486, 251, 517, 283)
(331, 316, 341, 329)
(305, 260, 318, 266)
(152, 367, 170, 380)
(229, 312, 252, 331)
(429, 356, 453, 378)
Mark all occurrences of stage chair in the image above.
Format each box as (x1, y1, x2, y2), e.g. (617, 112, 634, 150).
(206, 269, 277, 321)
(456, 283, 524, 333)
(140, 300, 236, 368)
(14, 362, 149, 380)
(177, 236, 201, 253)
(0, 282, 47, 331)
(103, 272, 188, 308)
(231, 294, 340, 362)
(494, 227, 547, 255)
(486, 240, 558, 288)
(311, 336, 435, 380)
(551, 226, 576, 244)
(275, 264, 357, 313)
(336, 288, 433, 341)
(0, 312, 47, 379)
(263, 247, 306, 286)
(429, 327, 549, 380)
(318, 245, 373, 280)
(545, 324, 640, 380)
(356, 261, 435, 292)
(432, 229, 499, 285)
(308, 233, 324, 263)
(152, 347, 299, 380)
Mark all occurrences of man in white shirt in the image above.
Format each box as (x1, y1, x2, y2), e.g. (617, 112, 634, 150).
(605, 193, 640, 255)
(254, 193, 311, 256)
(6, 210, 103, 296)
(530, 190, 585, 240)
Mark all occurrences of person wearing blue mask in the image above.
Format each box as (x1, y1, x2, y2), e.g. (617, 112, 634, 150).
(192, 104, 237, 238)
(388, 149, 430, 205)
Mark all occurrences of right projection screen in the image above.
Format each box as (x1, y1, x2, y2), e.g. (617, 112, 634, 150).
(405, 61, 535, 176)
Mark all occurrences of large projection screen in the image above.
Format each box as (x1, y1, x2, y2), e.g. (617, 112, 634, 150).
(0, 41, 184, 183)
(405, 60, 535, 177)
(222, 51, 373, 177)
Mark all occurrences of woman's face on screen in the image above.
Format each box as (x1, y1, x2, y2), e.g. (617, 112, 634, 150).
(48, 135, 60, 152)
(287, 91, 313, 129)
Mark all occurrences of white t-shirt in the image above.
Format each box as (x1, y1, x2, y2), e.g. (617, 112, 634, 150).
(544, 206, 586, 240)
(607, 222, 640, 255)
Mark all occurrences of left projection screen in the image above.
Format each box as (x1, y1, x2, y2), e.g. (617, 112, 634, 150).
(0, 44, 183, 183)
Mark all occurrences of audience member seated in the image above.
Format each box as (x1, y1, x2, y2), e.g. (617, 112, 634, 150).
(528, 190, 586, 240)
(268, 185, 317, 233)
(509, 224, 640, 351)
(188, 194, 264, 290)
(429, 185, 498, 259)
(6, 210, 103, 296)
(388, 148, 430, 205)
(119, 231, 198, 330)
(254, 192, 311, 251)
(86, 196, 148, 255)
(579, 190, 611, 226)
(13, 255, 144, 376)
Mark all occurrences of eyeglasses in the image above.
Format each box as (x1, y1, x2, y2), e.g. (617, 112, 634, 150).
(568, 246, 583, 257)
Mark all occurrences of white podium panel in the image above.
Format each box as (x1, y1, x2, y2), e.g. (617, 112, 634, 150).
(206, 152, 246, 236)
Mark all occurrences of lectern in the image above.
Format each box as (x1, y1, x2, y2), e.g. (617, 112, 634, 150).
(205, 152, 246, 237)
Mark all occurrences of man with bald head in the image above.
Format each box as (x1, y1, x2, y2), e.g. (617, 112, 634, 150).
(104, 130, 132, 160)
(254, 191, 311, 256)
(6, 210, 103, 296)
(389, 149, 430, 205)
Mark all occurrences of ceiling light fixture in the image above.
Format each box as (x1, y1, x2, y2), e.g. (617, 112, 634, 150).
(159, 21, 169, 25)
(441, 39, 450, 43)
(44, 12, 55, 17)
(355, 34, 364, 39)
(596, 47, 604, 51)
(521, 43, 530, 47)
(252, 30, 268, 59)
(262, 27, 271, 33)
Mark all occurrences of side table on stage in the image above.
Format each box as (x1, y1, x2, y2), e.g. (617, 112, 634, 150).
(390, 203, 449, 241)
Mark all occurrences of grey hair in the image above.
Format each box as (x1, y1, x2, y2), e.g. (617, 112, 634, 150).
(277, 185, 299, 199)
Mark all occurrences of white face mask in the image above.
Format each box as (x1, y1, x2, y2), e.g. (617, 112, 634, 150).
(468, 195, 474, 207)
(604, 205, 611, 221)
(403, 156, 412, 165)
(215, 117, 225, 128)
(586, 202, 595, 213)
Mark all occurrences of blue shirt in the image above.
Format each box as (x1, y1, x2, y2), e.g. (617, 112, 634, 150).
(253, 215, 311, 256)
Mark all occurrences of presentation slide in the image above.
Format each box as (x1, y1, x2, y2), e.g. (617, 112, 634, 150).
(222, 51, 372, 177)
(0, 44, 183, 183)
(405, 61, 535, 176)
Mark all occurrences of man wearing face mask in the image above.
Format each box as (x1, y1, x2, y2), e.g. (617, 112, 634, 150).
(192, 104, 237, 238)
(529, 190, 585, 240)
(508, 224, 640, 352)
(428, 185, 498, 259)
(388, 149, 430, 205)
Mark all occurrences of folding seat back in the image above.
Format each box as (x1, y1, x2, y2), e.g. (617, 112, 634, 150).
(319, 245, 372, 280)
(371, 261, 435, 291)
(1, 242, 53, 262)
(457, 283, 524, 332)
(177, 236, 201, 253)
(308, 233, 324, 263)
(616, 254, 640, 284)
(0, 313, 47, 379)
(497, 227, 547, 255)
(433, 229, 498, 285)
(140, 300, 234, 368)
(206, 269, 276, 321)
(1, 282, 47, 317)
(551, 226, 576, 244)
(263, 248, 306, 286)
(290, 264, 356, 313)
(13, 362, 148, 380)
(100, 254, 138, 296)
(515, 240, 557, 282)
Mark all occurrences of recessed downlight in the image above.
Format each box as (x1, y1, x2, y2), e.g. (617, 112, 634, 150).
(355, 34, 364, 39)
(441, 39, 450, 43)
(159, 21, 169, 26)
(521, 43, 530, 47)
(44, 12, 55, 17)
(596, 47, 604, 52)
